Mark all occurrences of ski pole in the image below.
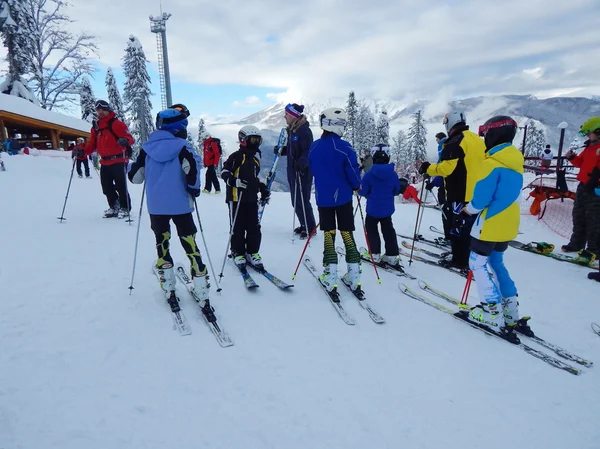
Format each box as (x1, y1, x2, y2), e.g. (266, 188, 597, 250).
(123, 151, 133, 224)
(218, 191, 244, 284)
(194, 199, 221, 292)
(57, 157, 77, 222)
(291, 221, 320, 280)
(291, 176, 298, 243)
(356, 193, 381, 284)
(460, 269, 473, 305)
(408, 177, 427, 266)
(128, 182, 146, 294)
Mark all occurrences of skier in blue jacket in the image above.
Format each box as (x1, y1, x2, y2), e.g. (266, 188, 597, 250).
(308, 107, 362, 293)
(128, 108, 214, 321)
(359, 144, 404, 267)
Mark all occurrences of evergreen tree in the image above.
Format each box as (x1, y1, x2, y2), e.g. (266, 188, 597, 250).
(407, 110, 428, 163)
(186, 133, 198, 155)
(0, 0, 38, 103)
(345, 91, 358, 148)
(391, 129, 410, 174)
(524, 120, 545, 159)
(79, 76, 96, 122)
(122, 35, 154, 153)
(196, 118, 207, 149)
(105, 67, 126, 122)
(376, 110, 390, 144)
(355, 105, 376, 156)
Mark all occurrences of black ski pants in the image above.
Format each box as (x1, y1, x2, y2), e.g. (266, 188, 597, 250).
(446, 200, 474, 268)
(229, 201, 262, 256)
(100, 162, 130, 211)
(568, 182, 600, 254)
(204, 166, 221, 192)
(288, 168, 317, 232)
(76, 159, 90, 177)
(150, 213, 206, 277)
(365, 215, 399, 256)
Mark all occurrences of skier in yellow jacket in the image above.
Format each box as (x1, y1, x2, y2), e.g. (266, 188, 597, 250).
(419, 110, 485, 271)
(462, 115, 533, 342)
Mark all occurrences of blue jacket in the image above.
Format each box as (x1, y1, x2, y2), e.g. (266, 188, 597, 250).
(437, 138, 447, 162)
(359, 163, 401, 218)
(285, 118, 313, 175)
(128, 130, 202, 215)
(308, 133, 361, 207)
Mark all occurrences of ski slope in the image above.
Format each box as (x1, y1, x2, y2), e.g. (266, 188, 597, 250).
(1, 153, 599, 449)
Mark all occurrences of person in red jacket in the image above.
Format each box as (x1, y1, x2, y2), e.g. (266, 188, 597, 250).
(202, 133, 222, 193)
(85, 100, 135, 218)
(563, 116, 600, 261)
(71, 137, 91, 178)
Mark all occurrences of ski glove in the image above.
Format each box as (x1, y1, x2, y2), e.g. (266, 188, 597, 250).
(418, 161, 431, 175)
(117, 137, 130, 148)
(228, 177, 247, 189)
(187, 187, 201, 198)
(294, 161, 307, 175)
(273, 145, 280, 155)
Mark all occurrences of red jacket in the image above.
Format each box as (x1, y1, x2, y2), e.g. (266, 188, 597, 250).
(85, 112, 134, 166)
(71, 143, 87, 160)
(570, 141, 600, 184)
(203, 137, 221, 167)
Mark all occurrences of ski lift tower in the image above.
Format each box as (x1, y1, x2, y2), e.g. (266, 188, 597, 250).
(149, 12, 173, 109)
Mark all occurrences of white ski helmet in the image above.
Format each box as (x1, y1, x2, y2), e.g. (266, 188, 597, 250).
(319, 107, 347, 136)
(238, 124, 262, 146)
(443, 110, 467, 133)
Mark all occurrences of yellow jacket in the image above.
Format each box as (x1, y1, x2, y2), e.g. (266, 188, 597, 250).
(466, 143, 524, 242)
(426, 126, 486, 203)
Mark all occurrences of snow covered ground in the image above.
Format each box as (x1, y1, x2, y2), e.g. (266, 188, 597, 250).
(1, 154, 599, 449)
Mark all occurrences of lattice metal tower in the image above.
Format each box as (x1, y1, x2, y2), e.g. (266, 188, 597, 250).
(149, 12, 173, 109)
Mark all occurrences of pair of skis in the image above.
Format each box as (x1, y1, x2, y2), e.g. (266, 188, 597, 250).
(153, 263, 233, 347)
(232, 260, 294, 290)
(258, 128, 287, 222)
(399, 281, 592, 375)
(303, 256, 385, 325)
(507, 241, 598, 268)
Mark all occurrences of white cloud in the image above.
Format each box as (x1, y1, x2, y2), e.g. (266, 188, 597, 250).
(232, 96, 262, 107)
(1, 0, 599, 110)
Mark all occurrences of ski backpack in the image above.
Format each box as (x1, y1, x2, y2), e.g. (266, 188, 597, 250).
(93, 117, 133, 158)
(211, 137, 222, 156)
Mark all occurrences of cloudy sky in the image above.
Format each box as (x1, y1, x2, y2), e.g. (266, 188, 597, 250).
(2, 0, 600, 122)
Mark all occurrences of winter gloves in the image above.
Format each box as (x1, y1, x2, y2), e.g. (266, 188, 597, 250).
(227, 177, 248, 189)
(117, 137, 130, 147)
(418, 161, 431, 175)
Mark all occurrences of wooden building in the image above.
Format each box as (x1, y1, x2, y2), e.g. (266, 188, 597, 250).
(0, 93, 91, 149)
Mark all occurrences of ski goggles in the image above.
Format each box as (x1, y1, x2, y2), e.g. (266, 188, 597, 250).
(320, 117, 347, 128)
(243, 135, 263, 146)
(478, 118, 518, 137)
(579, 126, 600, 137)
(169, 103, 190, 118)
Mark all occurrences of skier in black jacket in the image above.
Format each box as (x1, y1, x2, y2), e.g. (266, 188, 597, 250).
(275, 103, 317, 239)
(222, 125, 270, 269)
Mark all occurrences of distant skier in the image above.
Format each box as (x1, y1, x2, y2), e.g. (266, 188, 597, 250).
(85, 100, 134, 218)
(462, 115, 533, 341)
(71, 137, 91, 178)
(359, 148, 373, 174)
(425, 131, 450, 239)
(221, 125, 270, 270)
(418, 110, 485, 271)
(563, 116, 600, 264)
(358, 144, 404, 267)
(202, 132, 222, 194)
(308, 107, 362, 292)
(275, 103, 316, 239)
(128, 108, 214, 320)
(540, 144, 553, 171)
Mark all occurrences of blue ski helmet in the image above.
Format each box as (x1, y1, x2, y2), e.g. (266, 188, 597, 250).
(156, 108, 188, 135)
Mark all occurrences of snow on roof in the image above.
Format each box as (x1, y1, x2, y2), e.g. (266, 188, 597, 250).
(0, 93, 91, 133)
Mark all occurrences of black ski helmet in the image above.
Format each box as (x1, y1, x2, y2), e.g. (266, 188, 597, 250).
(372, 143, 390, 164)
(478, 115, 518, 150)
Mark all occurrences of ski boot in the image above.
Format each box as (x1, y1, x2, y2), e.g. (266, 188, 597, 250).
(202, 189, 210, 194)
(362, 250, 381, 263)
(561, 243, 581, 253)
(118, 209, 130, 220)
(320, 264, 338, 293)
(382, 254, 402, 268)
(245, 253, 265, 271)
(192, 267, 210, 306)
(576, 249, 597, 266)
(157, 263, 177, 296)
(233, 254, 246, 267)
(470, 303, 519, 343)
(103, 207, 118, 218)
(530, 242, 554, 254)
(501, 295, 534, 336)
(341, 262, 361, 291)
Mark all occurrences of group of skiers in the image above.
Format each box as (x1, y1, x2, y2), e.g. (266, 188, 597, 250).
(79, 97, 599, 338)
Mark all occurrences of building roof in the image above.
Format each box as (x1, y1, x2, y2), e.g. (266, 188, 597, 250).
(0, 93, 91, 135)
